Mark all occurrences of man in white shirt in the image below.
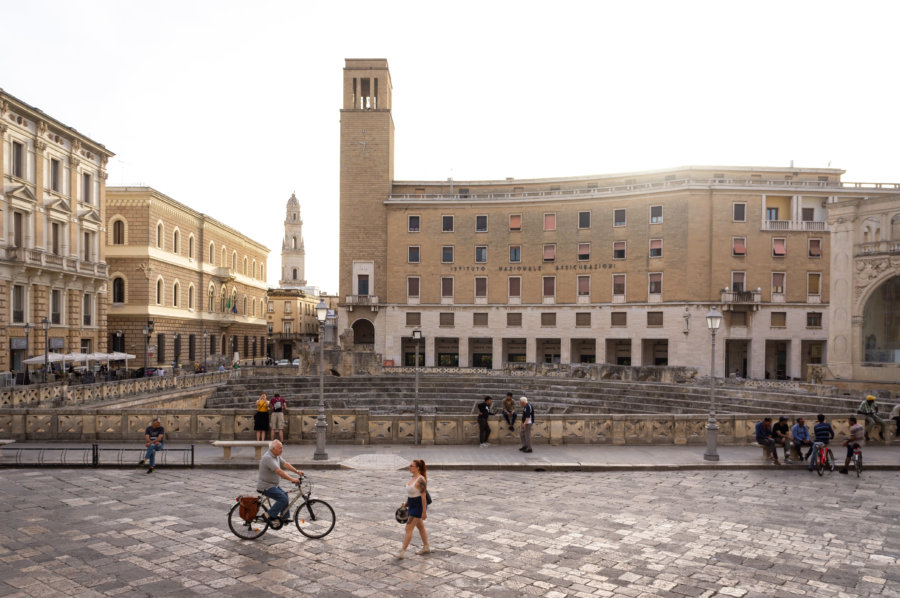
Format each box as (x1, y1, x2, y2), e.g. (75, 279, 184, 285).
(257, 440, 304, 523)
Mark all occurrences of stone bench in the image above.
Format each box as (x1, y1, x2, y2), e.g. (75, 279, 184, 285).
(211, 440, 270, 460)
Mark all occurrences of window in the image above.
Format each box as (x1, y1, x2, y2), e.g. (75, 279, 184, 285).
(408, 215, 420, 232)
(732, 237, 746, 256)
(509, 245, 521, 263)
(441, 277, 453, 298)
(157, 224, 163, 248)
(473, 313, 488, 327)
(475, 215, 488, 232)
(614, 209, 626, 227)
(808, 273, 821, 295)
(802, 208, 815, 222)
(51, 289, 62, 325)
(474, 276, 488, 298)
(730, 311, 746, 326)
(650, 205, 663, 224)
(83, 293, 93, 326)
(773, 238, 786, 257)
(112, 220, 125, 245)
(442, 246, 454, 263)
(12, 140, 24, 178)
(82, 173, 92, 204)
(541, 313, 556, 327)
(283, 321, 293, 334)
(649, 239, 662, 258)
(807, 312, 822, 328)
(113, 277, 125, 303)
(577, 275, 590, 296)
(613, 274, 625, 296)
(173, 230, 180, 254)
(408, 246, 420, 263)
(808, 239, 822, 258)
(766, 207, 779, 221)
(611, 312, 627, 327)
(575, 312, 591, 327)
(543, 213, 556, 231)
(83, 231, 93, 261)
(157, 334, 165, 363)
(509, 214, 522, 231)
(50, 158, 61, 191)
(188, 286, 194, 310)
(12, 211, 23, 248)
(733, 203, 746, 222)
(292, 268, 298, 280)
(508, 277, 521, 298)
(407, 277, 420, 298)
(647, 312, 663, 327)
(357, 274, 369, 296)
(406, 312, 421, 326)
(543, 276, 555, 298)
(189, 236, 194, 259)
(577, 243, 590, 261)
(51, 222, 61, 254)
(475, 246, 487, 263)
(173, 283, 180, 307)
(614, 241, 626, 259)
(578, 211, 591, 229)
(732, 272, 745, 293)
(209, 243, 215, 264)
(649, 273, 662, 294)
(12, 285, 25, 323)
(771, 312, 786, 327)
(507, 312, 522, 327)
(439, 312, 454, 327)
(543, 244, 556, 262)
(284, 301, 292, 314)
(442, 215, 454, 232)
(156, 279, 163, 304)
(772, 272, 785, 294)
(267, 301, 274, 313)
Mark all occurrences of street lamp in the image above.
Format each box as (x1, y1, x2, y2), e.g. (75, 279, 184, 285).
(202, 330, 208, 373)
(704, 308, 723, 462)
(412, 329, 422, 445)
(142, 320, 154, 371)
(41, 317, 50, 375)
(313, 299, 329, 460)
(23, 322, 32, 385)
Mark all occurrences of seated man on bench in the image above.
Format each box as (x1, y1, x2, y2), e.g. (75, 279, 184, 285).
(139, 417, 165, 474)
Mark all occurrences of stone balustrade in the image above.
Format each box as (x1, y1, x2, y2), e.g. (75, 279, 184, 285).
(0, 408, 874, 446)
(0, 371, 232, 409)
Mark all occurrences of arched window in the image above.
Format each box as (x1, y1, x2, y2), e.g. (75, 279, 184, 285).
(188, 235, 194, 259)
(292, 236, 297, 249)
(188, 285, 194, 310)
(112, 220, 125, 245)
(243, 256, 248, 274)
(209, 242, 215, 264)
(252, 260, 257, 278)
(156, 279, 163, 304)
(173, 282, 180, 307)
(220, 287, 227, 312)
(112, 277, 125, 303)
(173, 230, 180, 254)
(156, 223, 163, 249)
(231, 251, 237, 271)
(260, 265, 264, 280)
(221, 247, 227, 268)
(292, 268, 297, 280)
(208, 286, 215, 312)
(231, 289, 237, 313)
(243, 296, 247, 315)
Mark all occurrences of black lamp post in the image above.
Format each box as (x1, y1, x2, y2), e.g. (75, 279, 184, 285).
(41, 317, 50, 374)
(23, 322, 32, 384)
(313, 299, 328, 460)
(142, 320, 154, 370)
(202, 330, 208, 372)
(412, 329, 422, 445)
(704, 308, 723, 462)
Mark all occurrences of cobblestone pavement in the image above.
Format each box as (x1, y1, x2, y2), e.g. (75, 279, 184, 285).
(0, 467, 898, 598)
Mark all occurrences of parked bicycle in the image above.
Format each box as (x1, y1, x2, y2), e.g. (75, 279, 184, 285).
(847, 443, 863, 477)
(812, 441, 835, 476)
(228, 475, 335, 540)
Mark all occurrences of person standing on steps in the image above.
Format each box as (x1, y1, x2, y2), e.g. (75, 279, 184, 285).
(254, 393, 270, 442)
(269, 392, 286, 443)
(477, 396, 494, 447)
(501, 392, 517, 431)
(397, 459, 431, 559)
(519, 396, 534, 453)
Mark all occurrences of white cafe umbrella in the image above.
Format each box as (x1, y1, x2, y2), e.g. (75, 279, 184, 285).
(107, 352, 136, 371)
(23, 354, 65, 365)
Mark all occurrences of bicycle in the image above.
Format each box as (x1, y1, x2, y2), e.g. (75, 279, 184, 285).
(228, 475, 335, 540)
(848, 443, 863, 477)
(812, 442, 835, 476)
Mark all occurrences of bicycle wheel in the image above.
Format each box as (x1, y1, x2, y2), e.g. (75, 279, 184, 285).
(825, 449, 835, 472)
(228, 502, 269, 540)
(816, 451, 824, 476)
(855, 454, 862, 477)
(295, 499, 336, 539)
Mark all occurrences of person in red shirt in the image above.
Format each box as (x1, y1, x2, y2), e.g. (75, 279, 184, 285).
(269, 393, 287, 442)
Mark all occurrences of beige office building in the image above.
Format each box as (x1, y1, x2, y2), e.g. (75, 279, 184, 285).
(105, 187, 269, 369)
(339, 59, 900, 380)
(1, 90, 114, 377)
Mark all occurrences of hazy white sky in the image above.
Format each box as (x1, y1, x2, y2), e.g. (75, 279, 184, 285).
(3, 1, 899, 293)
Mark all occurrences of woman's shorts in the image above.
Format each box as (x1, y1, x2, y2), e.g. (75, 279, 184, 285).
(407, 495, 423, 519)
(254, 411, 270, 431)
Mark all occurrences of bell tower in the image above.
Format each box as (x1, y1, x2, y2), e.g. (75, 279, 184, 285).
(279, 192, 306, 288)
(339, 58, 394, 303)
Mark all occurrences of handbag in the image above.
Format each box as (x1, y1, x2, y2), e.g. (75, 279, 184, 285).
(426, 490, 432, 505)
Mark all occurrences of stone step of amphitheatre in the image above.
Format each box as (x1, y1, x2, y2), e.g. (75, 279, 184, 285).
(205, 375, 858, 416)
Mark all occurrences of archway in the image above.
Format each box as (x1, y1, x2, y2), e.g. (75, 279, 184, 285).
(862, 275, 900, 363)
(351, 319, 375, 345)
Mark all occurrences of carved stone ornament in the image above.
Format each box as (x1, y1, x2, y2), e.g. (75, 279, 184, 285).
(35, 140, 46, 152)
(0, 124, 7, 136)
(100, 155, 108, 168)
(38, 121, 47, 136)
(68, 155, 80, 167)
(0, 100, 7, 117)
(73, 139, 82, 153)
(99, 170, 108, 181)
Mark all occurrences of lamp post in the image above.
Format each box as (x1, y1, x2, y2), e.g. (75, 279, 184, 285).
(704, 308, 723, 462)
(115, 330, 123, 352)
(202, 330, 208, 373)
(412, 329, 422, 445)
(142, 325, 150, 369)
(23, 322, 32, 385)
(313, 299, 328, 460)
(41, 317, 50, 375)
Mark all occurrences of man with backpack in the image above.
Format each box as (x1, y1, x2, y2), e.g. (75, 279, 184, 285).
(519, 396, 534, 453)
(269, 393, 287, 442)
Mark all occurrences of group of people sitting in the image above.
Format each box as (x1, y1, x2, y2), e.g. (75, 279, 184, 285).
(755, 395, 894, 474)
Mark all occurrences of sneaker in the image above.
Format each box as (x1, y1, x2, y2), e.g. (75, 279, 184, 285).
(838, 469, 848, 474)
(416, 546, 432, 555)
(523, 449, 533, 453)
(146, 467, 154, 474)
(138, 458, 145, 466)
(773, 459, 780, 466)
(785, 458, 793, 464)
(518, 447, 526, 451)
(396, 550, 406, 559)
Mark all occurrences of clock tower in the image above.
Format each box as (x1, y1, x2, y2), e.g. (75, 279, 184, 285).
(339, 58, 393, 309)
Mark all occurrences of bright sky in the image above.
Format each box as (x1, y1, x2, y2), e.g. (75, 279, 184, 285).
(3, 1, 899, 293)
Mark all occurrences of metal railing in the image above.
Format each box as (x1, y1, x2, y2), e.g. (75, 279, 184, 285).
(2, 444, 195, 467)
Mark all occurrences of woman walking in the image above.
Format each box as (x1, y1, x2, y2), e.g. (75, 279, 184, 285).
(254, 393, 270, 441)
(397, 459, 431, 558)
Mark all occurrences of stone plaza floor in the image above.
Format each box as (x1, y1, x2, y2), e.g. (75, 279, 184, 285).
(0, 466, 898, 597)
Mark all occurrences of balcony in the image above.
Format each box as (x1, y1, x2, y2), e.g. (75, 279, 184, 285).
(3, 246, 108, 279)
(761, 220, 827, 232)
(720, 289, 761, 310)
(345, 295, 379, 312)
(856, 241, 900, 256)
(212, 267, 236, 282)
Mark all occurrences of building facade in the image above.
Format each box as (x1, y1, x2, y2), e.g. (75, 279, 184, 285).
(280, 192, 306, 288)
(105, 187, 269, 370)
(265, 288, 320, 361)
(1, 90, 114, 377)
(338, 59, 900, 380)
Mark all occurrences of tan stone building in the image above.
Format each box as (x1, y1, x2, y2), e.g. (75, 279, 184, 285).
(339, 59, 900, 379)
(105, 187, 269, 370)
(1, 90, 114, 377)
(265, 288, 320, 361)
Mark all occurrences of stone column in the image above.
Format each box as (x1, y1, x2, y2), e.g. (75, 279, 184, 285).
(458, 336, 468, 368)
(424, 335, 435, 367)
(491, 337, 503, 370)
(789, 338, 802, 380)
(560, 336, 570, 364)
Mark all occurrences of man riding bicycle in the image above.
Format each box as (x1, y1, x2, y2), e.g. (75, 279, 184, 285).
(257, 440, 304, 523)
(839, 416, 865, 475)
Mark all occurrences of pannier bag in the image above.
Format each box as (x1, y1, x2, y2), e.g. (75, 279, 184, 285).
(239, 496, 260, 522)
